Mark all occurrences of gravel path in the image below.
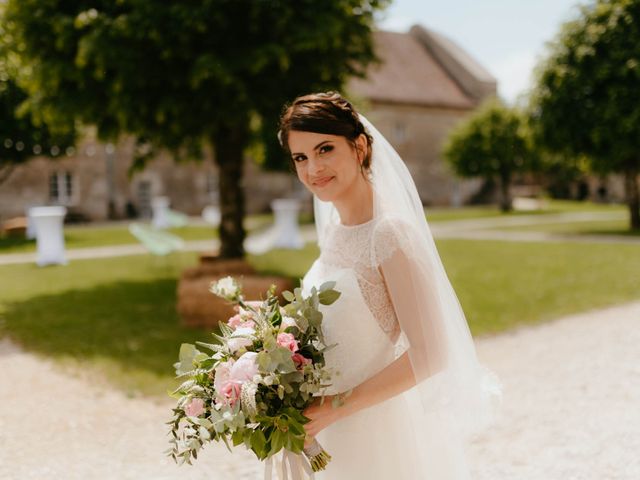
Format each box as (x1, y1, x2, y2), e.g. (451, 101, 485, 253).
(468, 299, 640, 480)
(1, 299, 639, 479)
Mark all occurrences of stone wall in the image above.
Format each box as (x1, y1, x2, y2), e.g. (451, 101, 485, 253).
(0, 134, 301, 223)
(364, 102, 484, 206)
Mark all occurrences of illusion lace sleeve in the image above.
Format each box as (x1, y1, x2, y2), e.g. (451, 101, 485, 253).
(372, 216, 449, 381)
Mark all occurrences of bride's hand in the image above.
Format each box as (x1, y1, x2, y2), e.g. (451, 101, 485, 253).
(302, 396, 344, 448)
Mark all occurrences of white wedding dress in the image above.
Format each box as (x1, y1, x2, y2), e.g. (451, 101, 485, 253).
(301, 216, 473, 480)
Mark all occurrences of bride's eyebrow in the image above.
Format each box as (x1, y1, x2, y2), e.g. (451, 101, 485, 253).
(291, 140, 332, 157)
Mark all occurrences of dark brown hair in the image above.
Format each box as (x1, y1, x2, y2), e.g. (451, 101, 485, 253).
(277, 91, 373, 179)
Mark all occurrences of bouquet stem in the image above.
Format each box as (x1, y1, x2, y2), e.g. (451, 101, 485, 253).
(302, 438, 332, 472)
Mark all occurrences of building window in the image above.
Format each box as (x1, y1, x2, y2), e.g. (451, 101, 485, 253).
(49, 171, 77, 205)
(137, 180, 152, 218)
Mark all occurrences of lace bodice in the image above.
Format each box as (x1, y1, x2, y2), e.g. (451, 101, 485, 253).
(317, 216, 409, 344)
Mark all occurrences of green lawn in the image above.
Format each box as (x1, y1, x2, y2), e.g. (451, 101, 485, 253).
(1, 238, 638, 400)
(0, 212, 312, 254)
(1, 200, 626, 254)
(424, 198, 625, 222)
(490, 218, 640, 236)
(0, 224, 221, 254)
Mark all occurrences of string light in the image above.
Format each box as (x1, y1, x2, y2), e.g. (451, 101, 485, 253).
(0, 137, 105, 159)
(0, 136, 74, 158)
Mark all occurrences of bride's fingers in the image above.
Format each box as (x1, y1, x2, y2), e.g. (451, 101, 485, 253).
(304, 435, 315, 449)
(304, 419, 315, 436)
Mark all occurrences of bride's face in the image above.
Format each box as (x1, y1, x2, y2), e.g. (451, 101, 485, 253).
(288, 130, 364, 202)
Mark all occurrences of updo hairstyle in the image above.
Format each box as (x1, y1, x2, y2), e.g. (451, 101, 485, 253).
(277, 91, 373, 179)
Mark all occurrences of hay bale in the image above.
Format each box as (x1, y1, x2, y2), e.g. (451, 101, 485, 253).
(1, 217, 28, 238)
(177, 257, 295, 328)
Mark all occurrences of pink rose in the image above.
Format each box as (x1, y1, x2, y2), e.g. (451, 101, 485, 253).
(213, 359, 234, 393)
(218, 381, 241, 407)
(230, 352, 258, 383)
(227, 314, 244, 329)
(291, 352, 311, 370)
(239, 320, 256, 329)
(276, 332, 299, 352)
(184, 397, 205, 417)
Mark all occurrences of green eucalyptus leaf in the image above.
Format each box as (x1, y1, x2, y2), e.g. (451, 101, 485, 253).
(282, 290, 295, 302)
(175, 343, 200, 375)
(318, 289, 341, 305)
(319, 280, 336, 291)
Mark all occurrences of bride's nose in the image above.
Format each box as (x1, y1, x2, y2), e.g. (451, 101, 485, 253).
(307, 153, 327, 176)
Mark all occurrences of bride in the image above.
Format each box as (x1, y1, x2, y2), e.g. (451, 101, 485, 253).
(275, 91, 503, 479)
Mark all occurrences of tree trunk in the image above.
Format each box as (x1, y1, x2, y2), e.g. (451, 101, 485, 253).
(499, 172, 513, 212)
(623, 166, 640, 230)
(213, 123, 249, 259)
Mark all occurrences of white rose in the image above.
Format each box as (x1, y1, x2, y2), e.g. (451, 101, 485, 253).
(227, 326, 255, 353)
(210, 276, 239, 300)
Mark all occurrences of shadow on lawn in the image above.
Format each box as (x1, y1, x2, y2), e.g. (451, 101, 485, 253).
(1, 277, 215, 378)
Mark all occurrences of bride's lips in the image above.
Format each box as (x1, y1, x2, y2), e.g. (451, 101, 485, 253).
(313, 176, 334, 187)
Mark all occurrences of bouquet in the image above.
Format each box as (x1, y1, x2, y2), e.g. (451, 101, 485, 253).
(165, 275, 342, 474)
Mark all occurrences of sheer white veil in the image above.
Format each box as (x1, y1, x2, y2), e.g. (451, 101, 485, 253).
(313, 113, 504, 443)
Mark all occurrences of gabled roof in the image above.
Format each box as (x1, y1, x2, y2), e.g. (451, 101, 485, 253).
(348, 26, 497, 109)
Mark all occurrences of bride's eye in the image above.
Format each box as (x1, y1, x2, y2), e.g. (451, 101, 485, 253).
(293, 155, 306, 163)
(320, 145, 333, 154)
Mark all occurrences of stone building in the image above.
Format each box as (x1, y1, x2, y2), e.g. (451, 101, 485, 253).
(6, 23, 615, 224)
(344, 25, 497, 207)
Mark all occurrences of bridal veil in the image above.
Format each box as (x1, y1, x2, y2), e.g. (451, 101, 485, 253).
(313, 113, 504, 444)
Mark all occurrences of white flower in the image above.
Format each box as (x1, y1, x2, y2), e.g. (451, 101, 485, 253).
(230, 351, 259, 383)
(209, 276, 240, 300)
(263, 373, 277, 386)
(227, 326, 256, 353)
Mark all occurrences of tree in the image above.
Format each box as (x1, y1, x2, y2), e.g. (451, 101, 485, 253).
(529, 0, 640, 229)
(443, 96, 532, 212)
(0, 54, 75, 187)
(2, 0, 389, 257)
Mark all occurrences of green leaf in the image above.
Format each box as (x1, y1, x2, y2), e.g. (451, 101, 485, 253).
(175, 343, 200, 375)
(318, 289, 341, 305)
(319, 280, 336, 291)
(199, 426, 211, 441)
(231, 429, 244, 446)
(269, 428, 285, 456)
(294, 287, 304, 304)
(282, 290, 295, 302)
(195, 340, 222, 352)
(251, 429, 267, 458)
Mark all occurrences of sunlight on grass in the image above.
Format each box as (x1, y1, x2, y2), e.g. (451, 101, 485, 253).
(489, 219, 640, 236)
(424, 198, 624, 222)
